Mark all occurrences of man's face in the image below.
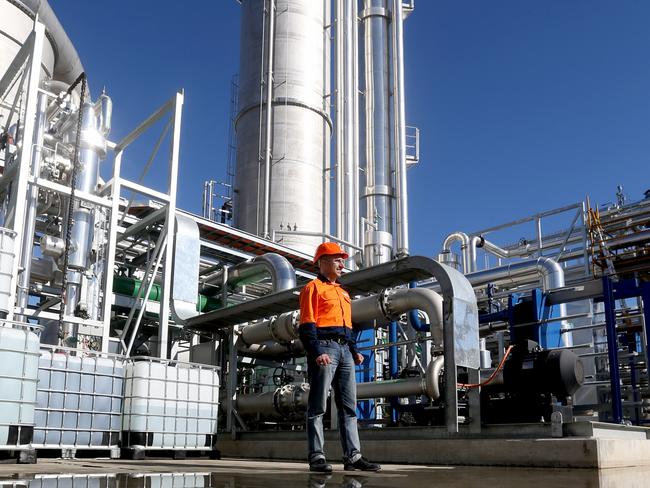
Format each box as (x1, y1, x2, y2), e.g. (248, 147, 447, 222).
(319, 254, 346, 280)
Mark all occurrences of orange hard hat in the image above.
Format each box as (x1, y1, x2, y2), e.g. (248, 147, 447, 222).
(313, 242, 349, 264)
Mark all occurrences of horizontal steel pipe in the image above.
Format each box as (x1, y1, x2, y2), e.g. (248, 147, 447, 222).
(237, 339, 304, 358)
(233, 356, 444, 419)
(352, 288, 443, 345)
(201, 253, 296, 295)
(239, 311, 299, 345)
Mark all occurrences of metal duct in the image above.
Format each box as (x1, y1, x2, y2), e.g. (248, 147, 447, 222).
(352, 287, 443, 346)
(464, 256, 565, 292)
(170, 214, 201, 324)
(201, 253, 296, 295)
(13, 0, 84, 85)
(234, 0, 331, 254)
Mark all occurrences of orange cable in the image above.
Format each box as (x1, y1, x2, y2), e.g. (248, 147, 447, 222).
(457, 345, 514, 389)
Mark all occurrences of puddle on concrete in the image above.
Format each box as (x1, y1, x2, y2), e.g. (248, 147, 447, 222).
(0, 467, 649, 488)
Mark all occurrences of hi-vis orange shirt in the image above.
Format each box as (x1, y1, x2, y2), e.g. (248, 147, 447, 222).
(299, 277, 352, 328)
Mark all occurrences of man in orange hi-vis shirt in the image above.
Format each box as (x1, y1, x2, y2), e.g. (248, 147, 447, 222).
(299, 242, 381, 473)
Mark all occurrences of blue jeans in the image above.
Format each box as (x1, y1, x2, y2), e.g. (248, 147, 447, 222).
(307, 339, 362, 464)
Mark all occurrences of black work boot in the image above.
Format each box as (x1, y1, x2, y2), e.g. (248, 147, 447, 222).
(309, 458, 333, 473)
(344, 456, 381, 471)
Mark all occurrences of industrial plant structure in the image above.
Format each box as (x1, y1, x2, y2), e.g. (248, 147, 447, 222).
(0, 0, 649, 469)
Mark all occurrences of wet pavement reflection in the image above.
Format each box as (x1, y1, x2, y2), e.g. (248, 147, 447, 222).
(1, 466, 650, 488)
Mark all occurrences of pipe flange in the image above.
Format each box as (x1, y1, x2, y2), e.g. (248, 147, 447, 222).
(267, 315, 281, 343)
(379, 288, 401, 321)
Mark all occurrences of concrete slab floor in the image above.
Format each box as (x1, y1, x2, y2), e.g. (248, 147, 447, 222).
(0, 459, 648, 487)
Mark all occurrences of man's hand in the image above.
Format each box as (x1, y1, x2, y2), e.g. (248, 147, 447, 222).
(354, 353, 364, 365)
(315, 353, 332, 365)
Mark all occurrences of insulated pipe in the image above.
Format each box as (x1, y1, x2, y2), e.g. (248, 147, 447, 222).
(335, 0, 357, 248)
(239, 311, 299, 345)
(234, 383, 310, 418)
(335, 0, 344, 240)
(237, 287, 443, 358)
(262, 0, 276, 238)
(233, 355, 444, 418)
(362, 0, 393, 266)
(343, 0, 358, 248)
(429, 256, 572, 346)
(237, 339, 304, 358)
(464, 256, 565, 292)
(352, 287, 444, 346)
(201, 253, 296, 295)
(407, 281, 427, 332)
(351, 0, 360, 249)
(391, 0, 409, 256)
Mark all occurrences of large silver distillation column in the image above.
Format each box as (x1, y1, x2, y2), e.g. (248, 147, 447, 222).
(233, 0, 331, 255)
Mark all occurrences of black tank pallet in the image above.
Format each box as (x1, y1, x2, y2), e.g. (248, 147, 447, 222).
(35, 447, 121, 460)
(0, 449, 37, 464)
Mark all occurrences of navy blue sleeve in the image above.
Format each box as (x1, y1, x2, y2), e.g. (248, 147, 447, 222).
(299, 322, 324, 358)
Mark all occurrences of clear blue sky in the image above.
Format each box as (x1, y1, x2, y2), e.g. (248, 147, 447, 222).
(50, 0, 649, 257)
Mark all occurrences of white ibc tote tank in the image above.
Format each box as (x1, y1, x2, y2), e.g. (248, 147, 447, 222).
(33, 347, 124, 451)
(122, 358, 220, 452)
(0, 324, 40, 448)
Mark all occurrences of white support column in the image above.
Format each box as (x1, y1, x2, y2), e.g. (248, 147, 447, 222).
(101, 150, 123, 353)
(157, 91, 184, 359)
(6, 23, 45, 321)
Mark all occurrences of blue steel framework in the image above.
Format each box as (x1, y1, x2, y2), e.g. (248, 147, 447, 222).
(600, 277, 650, 425)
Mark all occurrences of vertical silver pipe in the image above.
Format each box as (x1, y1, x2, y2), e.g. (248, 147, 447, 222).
(335, 0, 344, 240)
(351, 0, 360, 249)
(391, 0, 409, 256)
(262, 0, 276, 238)
(322, 0, 331, 237)
(343, 0, 356, 249)
(16, 92, 47, 317)
(363, 0, 393, 265)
